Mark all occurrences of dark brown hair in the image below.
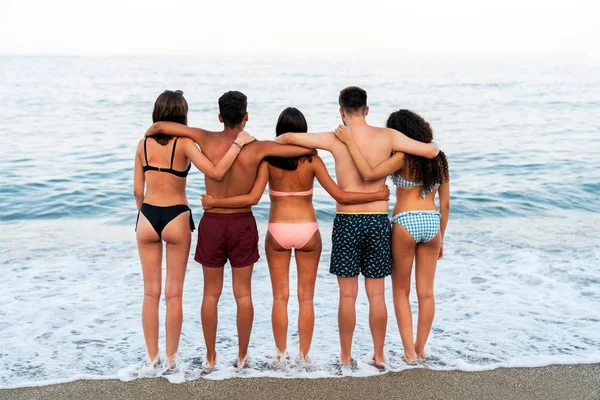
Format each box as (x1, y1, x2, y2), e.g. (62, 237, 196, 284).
(339, 86, 367, 115)
(218, 91, 247, 128)
(386, 110, 449, 191)
(151, 90, 188, 145)
(265, 107, 312, 171)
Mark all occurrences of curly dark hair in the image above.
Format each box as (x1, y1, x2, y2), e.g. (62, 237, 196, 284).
(218, 91, 247, 128)
(386, 110, 449, 192)
(264, 107, 312, 171)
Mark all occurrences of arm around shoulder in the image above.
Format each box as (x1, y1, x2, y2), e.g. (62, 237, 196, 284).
(275, 131, 336, 151)
(389, 128, 440, 159)
(146, 122, 207, 144)
(256, 140, 316, 160)
(182, 138, 241, 181)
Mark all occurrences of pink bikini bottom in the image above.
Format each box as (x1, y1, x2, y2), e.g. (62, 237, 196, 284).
(267, 222, 319, 250)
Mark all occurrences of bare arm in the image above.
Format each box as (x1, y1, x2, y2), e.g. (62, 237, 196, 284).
(145, 121, 208, 144)
(312, 156, 389, 204)
(182, 131, 255, 181)
(334, 124, 404, 180)
(275, 131, 337, 152)
(256, 140, 317, 160)
(133, 141, 145, 210)
(438, 180, 450, 259)
(201, 161, 270, 210)
(388, 128, 440, 159)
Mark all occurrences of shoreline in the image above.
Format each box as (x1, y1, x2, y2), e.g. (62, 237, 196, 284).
(2, 364, 599, 400)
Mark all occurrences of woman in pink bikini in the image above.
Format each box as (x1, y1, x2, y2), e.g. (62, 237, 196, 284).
(201, 107, 389, 366)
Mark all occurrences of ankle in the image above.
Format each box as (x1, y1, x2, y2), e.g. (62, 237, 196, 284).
(339, 353, 352, 365)
(205, 350, 216, 362)
(147, 350, 159, 363)
(374, 352, 386, 364)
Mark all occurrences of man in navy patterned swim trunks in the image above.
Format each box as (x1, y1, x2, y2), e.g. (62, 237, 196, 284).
(277, 87, 439, 367)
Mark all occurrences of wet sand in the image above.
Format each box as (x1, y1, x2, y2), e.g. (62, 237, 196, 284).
(3, 364, 599, 400)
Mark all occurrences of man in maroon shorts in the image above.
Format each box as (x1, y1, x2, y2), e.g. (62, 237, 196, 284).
(146, 91, 313, 369)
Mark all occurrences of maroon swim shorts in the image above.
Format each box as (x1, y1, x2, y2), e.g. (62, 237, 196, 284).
(195, 211, 260, 268)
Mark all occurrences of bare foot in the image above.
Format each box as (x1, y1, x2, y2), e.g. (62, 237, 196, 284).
(235, 354, 249, 370)
(203, 352, 216, 370)
(404, 351, 417, 364)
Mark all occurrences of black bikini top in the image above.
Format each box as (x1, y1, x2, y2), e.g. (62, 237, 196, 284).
(143, 137, 191, 178)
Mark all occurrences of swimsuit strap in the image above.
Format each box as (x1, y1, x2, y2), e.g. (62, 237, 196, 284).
(143, 137, 149, 165)
(269, 188, 314, 197)
(170, 138, 178, 169)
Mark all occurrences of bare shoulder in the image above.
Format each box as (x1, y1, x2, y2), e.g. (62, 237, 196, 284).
(310, 154, 325, 165)
(381, 126, 399, 136)
(177, 137, 195, 146)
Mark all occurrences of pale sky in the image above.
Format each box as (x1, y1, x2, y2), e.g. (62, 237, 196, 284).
(0, 0, 596, 56)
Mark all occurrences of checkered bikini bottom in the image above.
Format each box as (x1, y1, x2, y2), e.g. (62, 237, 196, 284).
(391, 210, 441, 243)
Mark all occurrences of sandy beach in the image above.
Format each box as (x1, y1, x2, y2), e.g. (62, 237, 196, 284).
(3, 364, 598, 400)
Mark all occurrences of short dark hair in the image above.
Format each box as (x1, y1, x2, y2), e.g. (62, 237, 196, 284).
(339, 86, 367, 115)
(218, 91, 247, 128)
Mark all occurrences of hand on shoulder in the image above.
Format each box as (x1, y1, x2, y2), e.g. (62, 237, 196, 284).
(235, 130, 256, 146)
(334, 124, 352, 145)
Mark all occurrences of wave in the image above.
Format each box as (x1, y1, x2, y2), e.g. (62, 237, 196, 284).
(3, 355, 600, 389)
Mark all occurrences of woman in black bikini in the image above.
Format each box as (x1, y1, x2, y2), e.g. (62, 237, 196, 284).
(133, 90, 254, 375)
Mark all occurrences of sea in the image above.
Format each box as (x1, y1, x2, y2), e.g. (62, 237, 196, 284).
(1, 55, 599, 388)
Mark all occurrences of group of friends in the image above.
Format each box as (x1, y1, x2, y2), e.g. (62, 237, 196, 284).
(133, 86, 450, 375)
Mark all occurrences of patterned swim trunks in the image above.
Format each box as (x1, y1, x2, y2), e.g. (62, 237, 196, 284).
(330, 213, 392, 279)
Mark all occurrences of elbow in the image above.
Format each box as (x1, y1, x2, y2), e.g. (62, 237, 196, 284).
(152, 121, 163, 133)
(440, 202, 450, 214)
(146, 122, 160, 136)
(428, 148, 440, 159)
(251, 195, 261, 206)
(210, 171, 226, 181)
(335, 194, 351, 205)
(362, 172, 376, 181)
(278, 133, 293, 144)
(134, 189, 144, 201)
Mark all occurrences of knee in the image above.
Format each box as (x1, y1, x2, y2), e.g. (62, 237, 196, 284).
(273, 288, 289, 304)
(203, 291, 221, 303)
(417, 288, 434, 302)
(339, 288, 358, 302)
(297, 288, 314, 304)
(144, 286, 161, 302)
(366, 289, 385, 302)
(393, 280, 411, 298)
(165, 289, 182, 303)
(233, 289, 252, 304)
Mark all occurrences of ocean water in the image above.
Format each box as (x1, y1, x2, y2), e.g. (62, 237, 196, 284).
(1, 55, 599, 388)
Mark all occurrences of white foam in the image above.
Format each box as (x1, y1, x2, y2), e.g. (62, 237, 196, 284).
(1, 215, 600, 388)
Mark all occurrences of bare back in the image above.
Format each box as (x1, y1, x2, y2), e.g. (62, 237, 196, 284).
(330, 125, 392, 213)
(194, 131, 258, 213)
(140, 137, 190, 206)
(267, 158, 317, 223)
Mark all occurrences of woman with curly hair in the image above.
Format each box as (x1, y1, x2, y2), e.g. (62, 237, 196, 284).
(334, 110, 450, 363)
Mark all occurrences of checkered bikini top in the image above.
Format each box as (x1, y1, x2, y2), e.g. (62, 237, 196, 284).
(391, 172, 439, 199)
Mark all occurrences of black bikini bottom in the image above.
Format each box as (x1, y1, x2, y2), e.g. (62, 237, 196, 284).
(136, 203, 195, 238)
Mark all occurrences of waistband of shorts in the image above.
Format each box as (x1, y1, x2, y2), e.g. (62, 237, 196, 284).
(335, 212, 389, 215)
(202, 211, 254, 220)
(392, 210, 440, 218)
